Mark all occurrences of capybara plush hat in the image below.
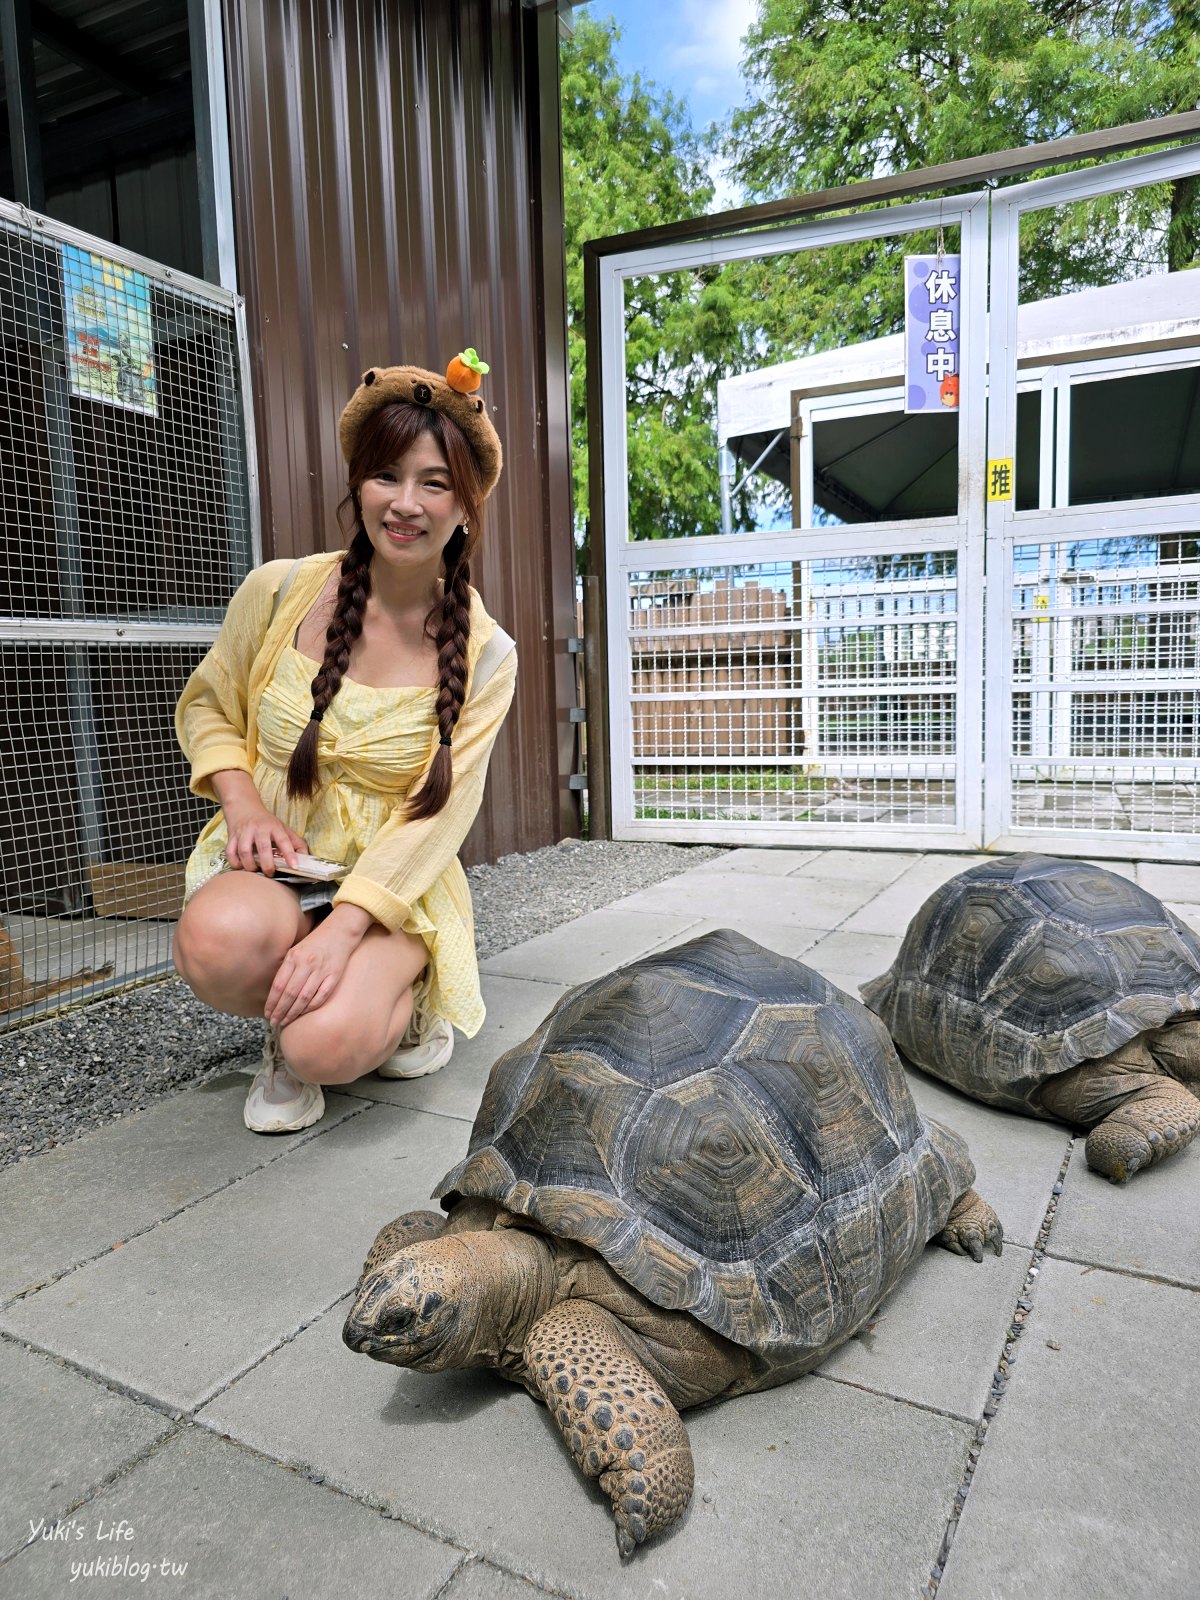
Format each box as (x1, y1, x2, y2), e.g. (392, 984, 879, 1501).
(338, 348, 503, 497)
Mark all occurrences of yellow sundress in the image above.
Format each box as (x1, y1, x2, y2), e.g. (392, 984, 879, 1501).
(184, 645, 484, 1036)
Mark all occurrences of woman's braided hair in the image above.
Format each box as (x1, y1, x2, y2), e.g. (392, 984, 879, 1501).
(285, 401, 485, 818)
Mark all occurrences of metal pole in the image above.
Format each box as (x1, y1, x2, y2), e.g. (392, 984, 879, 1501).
(26, 227, 108, 904)
(187, 0, 239, 290)
(1, 0, 45, 210)
(719, 444, 734, 537)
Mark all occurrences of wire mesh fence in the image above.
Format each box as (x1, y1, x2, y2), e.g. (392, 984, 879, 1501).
(1006, 533, 1200, 836)
(0, 203, 254, 1030)
(617, 533, 1200, 844)
(624, 557, 961, 830)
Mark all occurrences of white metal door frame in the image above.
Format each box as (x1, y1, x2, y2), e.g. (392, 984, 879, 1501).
(599, 193, 990, 850)
(985, 144, 1200, 860)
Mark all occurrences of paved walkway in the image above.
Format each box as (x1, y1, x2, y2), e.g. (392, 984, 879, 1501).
(3, 848, 1199, 1600)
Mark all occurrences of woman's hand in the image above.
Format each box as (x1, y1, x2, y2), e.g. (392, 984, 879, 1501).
(210, 769, 306, 876)
(223, 802, 307, 876)
(264, 915, 365, 1026)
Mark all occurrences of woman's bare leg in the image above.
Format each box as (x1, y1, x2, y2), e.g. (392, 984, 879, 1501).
(173, 873, 317, 1016)
(280, 924, 431, 1086)
(175, 874, 433, 1087)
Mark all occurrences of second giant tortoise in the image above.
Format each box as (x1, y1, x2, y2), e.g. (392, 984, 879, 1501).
(861, 854, 1200, 1183)
(344, 929, 1001, 1556)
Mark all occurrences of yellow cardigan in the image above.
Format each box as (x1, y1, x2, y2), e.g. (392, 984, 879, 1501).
(175, 551, 517, 934)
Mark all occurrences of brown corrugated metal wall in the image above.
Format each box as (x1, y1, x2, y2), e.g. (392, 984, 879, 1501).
(221, 0, 578, 864)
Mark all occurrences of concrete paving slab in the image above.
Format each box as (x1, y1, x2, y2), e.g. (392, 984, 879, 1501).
(0, 1337, 174, 1561)
(1047, 1138, 1200, 1289)
(817, 1243, 1029, 1422)
(199, 1297, 971, 1600)
(788, 848, 920, 885)
(839, 880, 942, 937)
(477, 909, 703, 985)
(4, 1425, 464, 1600)
(906, 1075, 1071, 1250)
(440, 1559, 563, 1600)
(803, 930, 903, 996)
(0, 1076, 363, 1306)
(607, 870, 880, 930)
(938, 1256, 1200, 1600)
(891, 853, 985, 888)
(1139, 861, 1200, 902)
(348, 974, 571, 1123)
(692, 847, 821, 875)
(0, 1104, 468, 1414)
(630, 915, 821, 962)
(1166, 900, 1200, 935)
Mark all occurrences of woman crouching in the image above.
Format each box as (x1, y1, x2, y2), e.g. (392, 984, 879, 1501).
(173, 353, 515, 1133)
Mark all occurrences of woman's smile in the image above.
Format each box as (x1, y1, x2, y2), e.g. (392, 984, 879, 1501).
(359, 436, 463, 574)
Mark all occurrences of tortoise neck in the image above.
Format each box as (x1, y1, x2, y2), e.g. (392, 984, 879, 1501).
(462, 1227, 558, 1377)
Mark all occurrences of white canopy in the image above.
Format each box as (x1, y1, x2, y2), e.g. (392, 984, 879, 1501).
(717, 272, 1200, 444)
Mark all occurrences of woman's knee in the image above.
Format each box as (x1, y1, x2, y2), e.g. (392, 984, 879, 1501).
(281, 997, 404, 1085)
(174, 895, 290, 996)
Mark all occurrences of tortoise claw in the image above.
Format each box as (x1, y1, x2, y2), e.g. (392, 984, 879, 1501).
(938, 1189, 1004, 1262)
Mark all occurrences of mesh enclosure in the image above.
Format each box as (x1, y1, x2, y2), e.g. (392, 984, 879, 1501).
(626, 556, 960, 830)
(0, 206, 253, 1029)
(1006, 534, 1200, 838)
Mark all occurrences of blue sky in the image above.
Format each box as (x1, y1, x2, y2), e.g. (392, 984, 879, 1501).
(572, 0, 757, 203)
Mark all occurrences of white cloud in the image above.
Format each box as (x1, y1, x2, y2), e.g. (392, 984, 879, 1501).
(666, 0, 756, 91)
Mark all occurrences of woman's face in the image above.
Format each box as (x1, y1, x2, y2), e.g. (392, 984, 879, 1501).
(358, 434, 464, 583)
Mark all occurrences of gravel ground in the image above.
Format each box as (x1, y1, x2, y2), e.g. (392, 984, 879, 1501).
(0, 839, 725, 1170)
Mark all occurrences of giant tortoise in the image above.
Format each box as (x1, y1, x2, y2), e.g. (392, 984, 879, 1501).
(344, 929, 1001, 1556)
(861, 854, 1200, 1183)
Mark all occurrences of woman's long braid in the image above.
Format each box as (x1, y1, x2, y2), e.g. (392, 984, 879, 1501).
(285, 525, 373, 799)
(407, 525, 472, 820)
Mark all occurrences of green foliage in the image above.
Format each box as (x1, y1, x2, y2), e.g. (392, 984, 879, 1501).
(561, 14, 719, 563)
(728, 0, 1200, 297)
(733, 1, 1198, 191)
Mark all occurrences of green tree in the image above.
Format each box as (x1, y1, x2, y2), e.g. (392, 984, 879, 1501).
(563, 14, 760, 560)
(728, 0, 1200, 304)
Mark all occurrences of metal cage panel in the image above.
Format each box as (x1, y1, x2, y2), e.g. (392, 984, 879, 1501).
(986, 144, 1200, 860)
(0, 200, 256, 1029)
(601, 193, 990, 851)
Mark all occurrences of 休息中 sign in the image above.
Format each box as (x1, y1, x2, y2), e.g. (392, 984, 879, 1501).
(905, 254, 960, 414)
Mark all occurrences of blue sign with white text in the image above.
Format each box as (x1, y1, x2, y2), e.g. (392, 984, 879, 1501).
(904, 255, 960, 413)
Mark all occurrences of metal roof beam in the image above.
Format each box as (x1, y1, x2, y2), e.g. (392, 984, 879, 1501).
(584, 110, 1200, 258)
(30, 1, 160, 100)
(0, 78, 194, 187)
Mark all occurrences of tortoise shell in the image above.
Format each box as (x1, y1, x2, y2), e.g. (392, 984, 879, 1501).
(861, 854, 1200, 1112)
(434, 929, 973, 1378)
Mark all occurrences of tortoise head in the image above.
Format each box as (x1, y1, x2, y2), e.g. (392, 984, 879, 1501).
(342, 1238, 482, 1371)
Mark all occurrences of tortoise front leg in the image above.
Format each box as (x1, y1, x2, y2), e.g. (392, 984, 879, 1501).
(361, 1210, 447, 1275)
(936, 1188, 1004, 1262)
(1082, 1081, 1200, 1182)
(1035, 1045, 1200, 1182)
(526, 1299, 693, 1558)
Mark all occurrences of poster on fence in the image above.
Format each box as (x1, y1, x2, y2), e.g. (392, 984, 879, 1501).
(904, 253, 960, 413)
(61, 244, 157, 416)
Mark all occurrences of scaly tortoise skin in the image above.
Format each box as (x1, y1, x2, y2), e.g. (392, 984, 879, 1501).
(861, 855, 1200, 1184)
(344, 929, 1001, 1557)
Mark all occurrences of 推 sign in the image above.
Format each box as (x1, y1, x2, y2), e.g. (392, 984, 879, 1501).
(904, 254, 960, 413)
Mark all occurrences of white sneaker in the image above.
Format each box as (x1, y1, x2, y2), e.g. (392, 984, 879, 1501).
(244, 1027, 325, 1133)
(377, 1013, 454, 1079)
